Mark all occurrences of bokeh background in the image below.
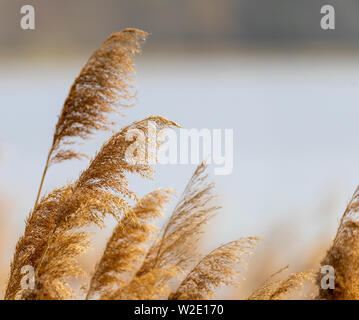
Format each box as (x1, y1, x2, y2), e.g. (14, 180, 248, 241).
(1, 0, 359, 298)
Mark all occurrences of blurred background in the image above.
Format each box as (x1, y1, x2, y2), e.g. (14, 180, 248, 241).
(1, 0, 359, 298)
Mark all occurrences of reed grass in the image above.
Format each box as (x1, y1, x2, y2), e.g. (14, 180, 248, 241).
(4, 28, 318, 300)
(248, 266, 314, 300)
(317, 186, 359, 299)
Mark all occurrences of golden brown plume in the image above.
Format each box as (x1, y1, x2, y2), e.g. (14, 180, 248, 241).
(169, 238, 259, 300)
(34, 28, 148, 210)
(248, 266, 313, 300)
(136, 162, 220, 279)
(317, 186, 359, 299)
(86, 189, 173, 300)
(5, 116, 179, 300)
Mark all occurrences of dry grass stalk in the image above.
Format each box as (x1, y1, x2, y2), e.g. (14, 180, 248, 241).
(169, 238, 259, 300)
(5, 116, 179, 300)
(86, 189, 173, 300)
(107, 268, 179, 300)
(5, 187, 70, 299)
(5, 29, 270, 301)
(136, 162, 220, 279)
(33, 28, 147, 210)
(103, 162, 220, 300)
(248, 266, 313, 300)
(317, 186, 359, 299)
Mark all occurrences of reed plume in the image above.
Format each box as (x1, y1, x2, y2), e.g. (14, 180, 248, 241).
(4, 29, 273, 301)
(5, 187, 70, 299)
(92, 163, 259, 301)
(33, 28, 147, 210)
(317, 186, 359, 299)
(169, 238, 259, 300)
(101, 162, 220, 300)
(107, 268, 177, 300)
(6, 116, 179, 300)
(136, 162, 220, 279)
(86, 189, 173, 300)
(248, 266, 313, 300)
